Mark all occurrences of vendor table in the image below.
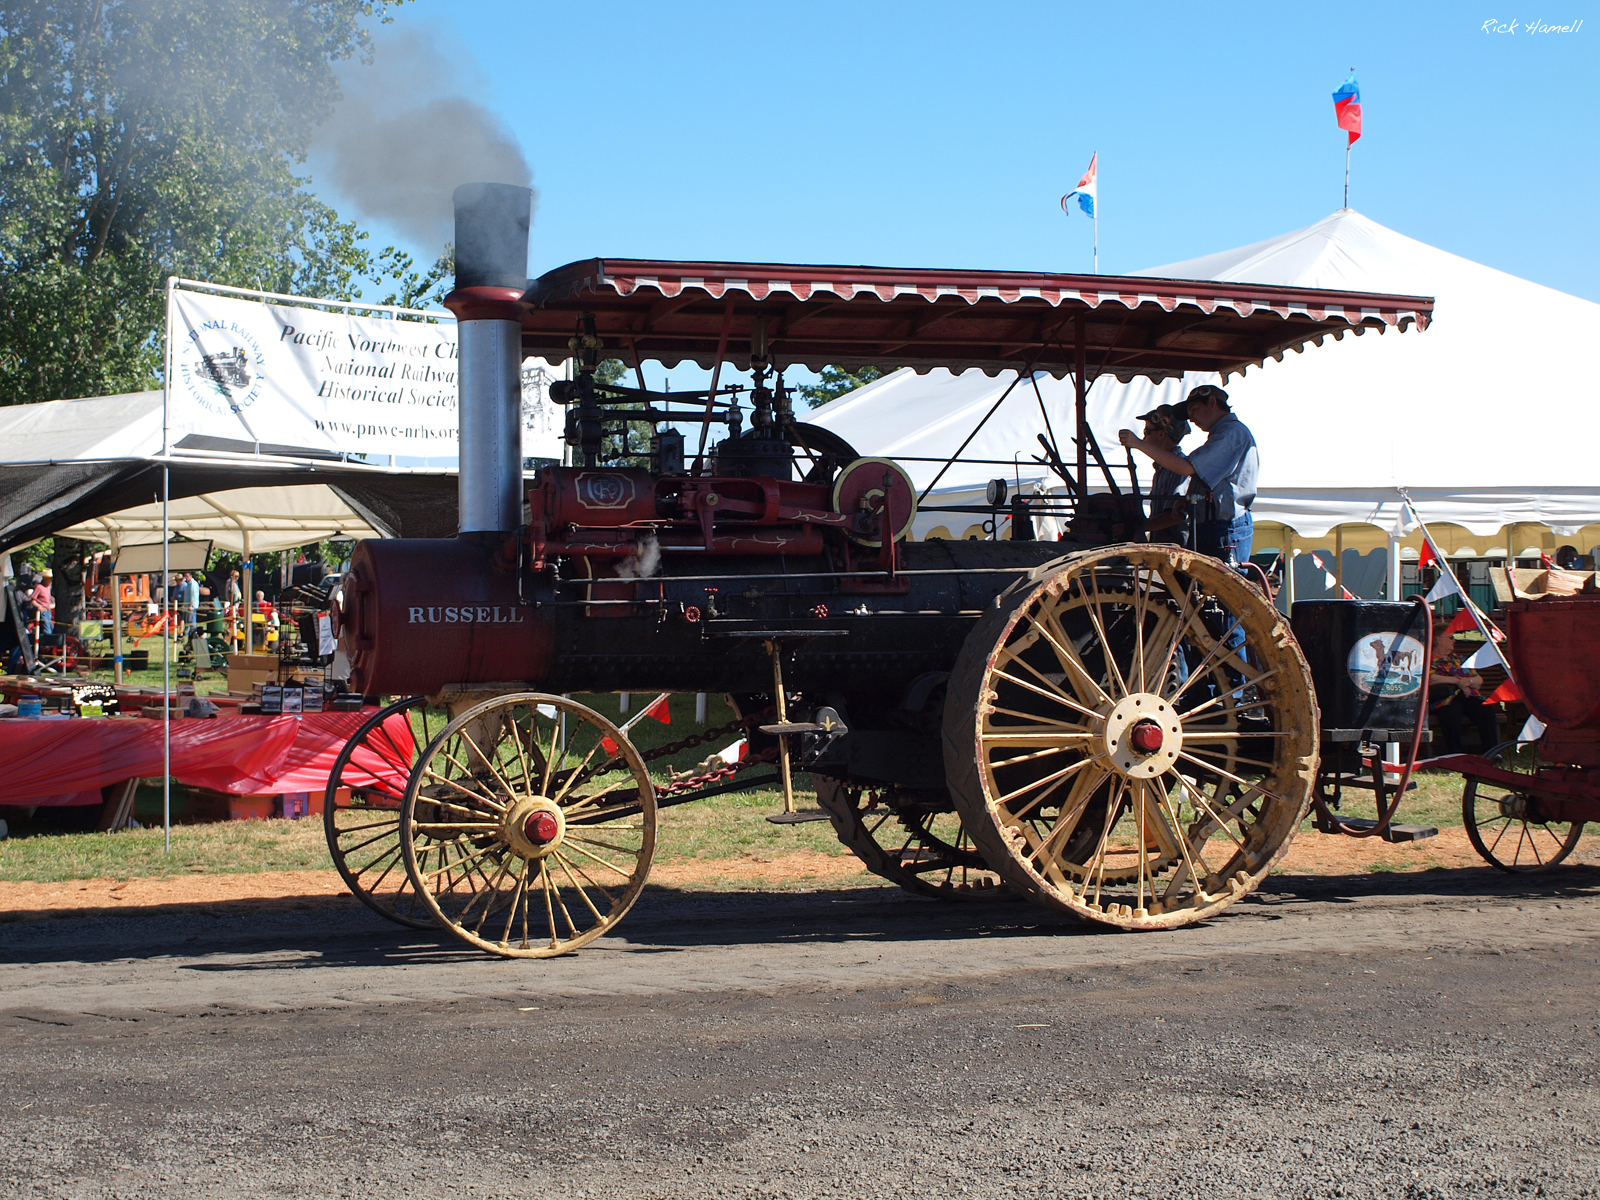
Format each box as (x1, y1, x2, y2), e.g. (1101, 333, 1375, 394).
(0, 710, 402, 807)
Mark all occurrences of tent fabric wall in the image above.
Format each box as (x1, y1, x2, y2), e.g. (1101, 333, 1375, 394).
(811, 210, 1600, 541)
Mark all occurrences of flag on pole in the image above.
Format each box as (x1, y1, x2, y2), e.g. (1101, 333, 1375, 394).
(1061, 153, 1097, 217)
(645, 694, 672, 725)
(1460, 642, 1505, 671)
(1332, 74, 1362, 145)
(1417, 538, 1436, 569)
(1425, 573, 1459, 603)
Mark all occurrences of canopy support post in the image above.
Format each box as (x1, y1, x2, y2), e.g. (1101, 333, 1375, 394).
(1387, 529, 1402, 602)
(109, 534, 124, 685)
(1334, 526, 1345, 593)
(1283, 529, 1296, 614)
(1074, 314, 1087, 500)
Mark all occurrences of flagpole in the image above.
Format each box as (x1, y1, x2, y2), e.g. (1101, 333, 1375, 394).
(1093, 204, 1098, 275)
(1344, 143, 1350, 209)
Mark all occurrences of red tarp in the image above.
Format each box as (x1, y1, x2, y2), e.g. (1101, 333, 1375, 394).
(0, 711, 407, 805)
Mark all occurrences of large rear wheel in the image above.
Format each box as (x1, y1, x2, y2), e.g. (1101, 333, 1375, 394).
(944, 544, 1319, 930)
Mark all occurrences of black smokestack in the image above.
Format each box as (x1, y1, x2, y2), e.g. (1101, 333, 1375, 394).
(453, 183, 533, 291)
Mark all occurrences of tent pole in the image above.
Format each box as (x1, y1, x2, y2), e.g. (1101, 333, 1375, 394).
(162, 277, 175, 855)
(241, 530, 253, 658)
(1387, 530, 1402, 602)
(1283, 530, 1296, 614)
(110, 535, 123, 685)
(1334, 526, 1345, 593)
(1074, 314, 1087, 499)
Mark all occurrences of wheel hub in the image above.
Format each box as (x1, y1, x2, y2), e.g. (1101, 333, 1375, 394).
(502, 796, 565, 859)
(1100, 693, 1182, 779)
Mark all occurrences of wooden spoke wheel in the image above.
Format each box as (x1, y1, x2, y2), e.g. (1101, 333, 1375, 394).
(323, 696, 448, 929)
(399, 693, 657, 958)
(944, 544, 1319, 930)
(815, 777, 1009, 900)
(1463, 740, 1583, 872)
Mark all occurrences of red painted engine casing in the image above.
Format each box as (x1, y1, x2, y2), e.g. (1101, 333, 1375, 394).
(340, 538, 554, 697)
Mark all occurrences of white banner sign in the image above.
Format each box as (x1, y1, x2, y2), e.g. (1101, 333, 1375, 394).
(167, 288, 565, 462)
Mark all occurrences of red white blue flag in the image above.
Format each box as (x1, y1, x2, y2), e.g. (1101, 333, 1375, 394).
(1332, 74, 1362, 145)
(1061, 152, 1097, 218)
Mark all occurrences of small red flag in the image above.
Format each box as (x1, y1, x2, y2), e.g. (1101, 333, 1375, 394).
(1417, 540, 1437, 569)
(1487, 679, 1522, 704)
(1445, 609, 1476, 636)
(601, 735, 619, 756)
(645, 695, 672, 725)
(1540, 552, 1558, 569)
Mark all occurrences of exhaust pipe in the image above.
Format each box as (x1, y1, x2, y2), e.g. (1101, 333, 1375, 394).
(447, 182, 532, 535)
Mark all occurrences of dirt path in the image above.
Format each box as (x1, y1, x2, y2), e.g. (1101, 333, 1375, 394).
(0, 827, 1549, 921)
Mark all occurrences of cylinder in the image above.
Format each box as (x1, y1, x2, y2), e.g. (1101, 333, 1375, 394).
(341, 538, 554, 697)
(452, 182, 532, 534)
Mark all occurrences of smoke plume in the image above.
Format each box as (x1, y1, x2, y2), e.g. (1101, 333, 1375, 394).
(312, 28, 534, 247)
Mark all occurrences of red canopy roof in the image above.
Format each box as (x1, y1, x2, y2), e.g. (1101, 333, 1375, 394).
(519, 258, 1433, 381)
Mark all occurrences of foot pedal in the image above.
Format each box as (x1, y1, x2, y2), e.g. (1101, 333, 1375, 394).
(1382, 823, 1438, 842)
(766, 809, 830, 824)
(1318, 815, 1438, 842)
(759, 722, 824, 736)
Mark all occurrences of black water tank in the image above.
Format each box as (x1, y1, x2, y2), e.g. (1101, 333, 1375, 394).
(1292, 600, 1429, 733)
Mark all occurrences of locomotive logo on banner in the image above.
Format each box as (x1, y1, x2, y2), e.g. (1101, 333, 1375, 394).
(1346, 632, 1425, 697)
(176, 320, 267, 417)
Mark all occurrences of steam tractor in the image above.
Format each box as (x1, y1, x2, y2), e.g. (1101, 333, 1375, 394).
(325, 183, 1437, 957)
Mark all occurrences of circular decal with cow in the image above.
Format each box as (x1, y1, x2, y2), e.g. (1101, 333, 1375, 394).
(1347, 632, 1426, 697)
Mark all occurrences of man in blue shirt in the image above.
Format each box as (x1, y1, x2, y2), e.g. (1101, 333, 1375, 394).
(1119, 384, 1257, 564)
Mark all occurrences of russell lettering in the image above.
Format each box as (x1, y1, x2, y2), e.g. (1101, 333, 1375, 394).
(408, 606, 526, 624)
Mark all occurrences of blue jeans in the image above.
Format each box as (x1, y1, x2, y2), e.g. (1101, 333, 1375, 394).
(1196, 512, 1253, 566)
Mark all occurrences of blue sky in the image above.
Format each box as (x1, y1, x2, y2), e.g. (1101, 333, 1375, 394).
(314, 0, 1595, 400)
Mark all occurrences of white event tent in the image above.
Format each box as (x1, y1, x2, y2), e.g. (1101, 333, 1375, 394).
(811, 210, 1600, 589)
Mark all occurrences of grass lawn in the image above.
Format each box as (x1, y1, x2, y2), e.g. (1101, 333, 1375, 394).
(0, 784, 848, 884)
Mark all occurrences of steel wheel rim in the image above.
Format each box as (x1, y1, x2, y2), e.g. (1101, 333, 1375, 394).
(945, 544, 1319, 930)
(1462, 740, 1583, 872)
(399, 693, 657, 958)
(323, 696, 443, 929)
(815, 777, 1010, 900)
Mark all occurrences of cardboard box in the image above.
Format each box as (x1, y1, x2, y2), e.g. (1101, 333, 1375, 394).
(227, 653, 279, 694)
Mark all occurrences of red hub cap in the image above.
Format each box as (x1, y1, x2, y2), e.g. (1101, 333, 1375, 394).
(525, 811, 560, 844)
(1129, 720, 1165, 754)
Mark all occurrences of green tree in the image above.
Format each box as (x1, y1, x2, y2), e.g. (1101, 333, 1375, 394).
(798, 365, 883, 409)
(0, 0, 398, 408)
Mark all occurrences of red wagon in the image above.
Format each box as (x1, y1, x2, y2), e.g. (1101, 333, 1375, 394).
(1428, 595, 1600, 871)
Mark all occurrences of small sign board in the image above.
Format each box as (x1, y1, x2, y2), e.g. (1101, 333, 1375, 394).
(111, 540, 213, 575)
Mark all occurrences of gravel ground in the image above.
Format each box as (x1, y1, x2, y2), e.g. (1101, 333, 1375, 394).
(4, 867, 1600, 1199)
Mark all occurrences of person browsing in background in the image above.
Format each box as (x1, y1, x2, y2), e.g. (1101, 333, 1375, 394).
(31, 569, 55, 634)
(1429, 619, 1500, 753)
(181, 572, 200, 634)
(1119, 384, 1258, 564)
(1135, 403, 1192, 546)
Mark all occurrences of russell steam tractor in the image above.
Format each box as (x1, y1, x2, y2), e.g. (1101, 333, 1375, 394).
(323, 183, 1450, 957)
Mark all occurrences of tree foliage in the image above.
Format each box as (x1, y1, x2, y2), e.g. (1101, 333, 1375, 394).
(798, 365, 883, 409)
(0, 0, 398, 407)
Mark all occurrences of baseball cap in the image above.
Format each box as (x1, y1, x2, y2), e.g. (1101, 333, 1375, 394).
(1185, 384, 1229, 407)
(1137, 403, 1191, 438)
